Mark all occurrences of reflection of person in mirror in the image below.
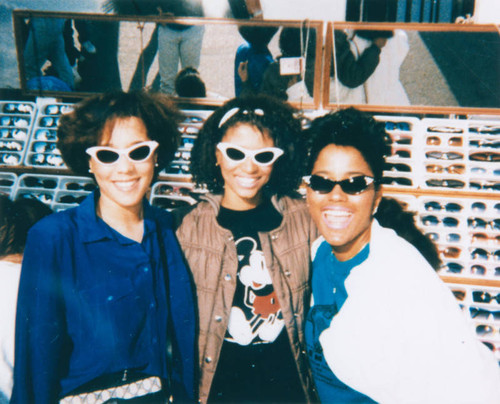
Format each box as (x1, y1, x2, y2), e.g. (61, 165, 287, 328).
(157, 0, 205, 95)
(239, 26, 316, 102)
(11, 92, 196, 403)
(23, 18, 75, 90)
(331, 29, 410, 106)
(174, 95, 319, 403)
(234, 26, 278, 97)
(175, 66, 227, 99)
(0, 196, 52, 403)
(354, 29, 410, 105)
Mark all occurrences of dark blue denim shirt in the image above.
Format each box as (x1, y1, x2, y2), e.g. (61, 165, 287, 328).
(12, 192, 196, 403)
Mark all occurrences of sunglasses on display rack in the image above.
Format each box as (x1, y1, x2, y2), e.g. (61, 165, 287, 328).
(469, 307, 500, 321)
(471, 233, 500, 245)
(391, 134, 412, 145)
(3, 103, 33, 114)
(426, 164, 465, 174)
(427, 126, 463, 134)
(421, 215, 459, 227)
(470, 264, 488, 276)
(425, 151, 464, 160)
(426, 136, 463, 147)
(44, 104, 73, 115)
(384, 162, 412, 172)
(469, 125, 500, 135)
(443, 262, 464, 273)
(216, 143, 283, 167)
(473, 291, 500, 304)
(425, 179, 465, 189)
(0, 116, 29, 127)
(424, 201, 463, 213)
(303, 174, 376, 195)
(441, 246, 461, 259)
(65, 181, 96, 192)
(469, 152, 500, 162)
(86, 141, 158, 165)
(22, 176, 58, 189)
(381, 177, 413, 186)
(470, 248, 500, 261)
(426, 232, 461, 243)
(469, 139, 500, 149)
(468, 218, 500, 230)
(1, 153, 20, 165)
(384, 121, 411, 131)
(476, 325, 499, 338)
(470, 181, 500, 192)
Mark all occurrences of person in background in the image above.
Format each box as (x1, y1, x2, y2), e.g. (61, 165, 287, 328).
(24, 17, 75, 91)
(240, 26, 316, 102)
(175, 66, 206, 97)
(302, 107, 500, 403)
(0, 196, 52, 404)
(234, 25, 278, 97)
(174, 95, 318, 403)
(156, 0, 205, 95)
(12, 91, 196, 403)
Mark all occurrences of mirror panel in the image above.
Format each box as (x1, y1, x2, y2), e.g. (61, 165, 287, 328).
(13, 10, 323, 108)
(325, 22, 500, 114)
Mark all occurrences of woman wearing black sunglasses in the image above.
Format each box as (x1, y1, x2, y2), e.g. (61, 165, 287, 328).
(303, 108, 500, 403)
(174, 95, 318, 403)
(12, 91, 196, 403)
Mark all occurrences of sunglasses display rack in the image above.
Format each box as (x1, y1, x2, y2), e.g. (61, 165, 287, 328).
(150, 181, 208, 211)
(0, 101, 36, 167)
(24, 102, 74, 169)
(447, 283, 500, 364)
(14, 173, 96, 212)
(161, 110, 211, 178)
(377, 115, 423, 189)
(375, 116, 500, 193)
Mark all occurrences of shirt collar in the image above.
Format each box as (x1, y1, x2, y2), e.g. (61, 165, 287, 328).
(76, 191, 157, 244)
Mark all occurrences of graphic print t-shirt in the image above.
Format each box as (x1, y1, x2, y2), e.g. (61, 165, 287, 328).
(208, 199, 305, 403)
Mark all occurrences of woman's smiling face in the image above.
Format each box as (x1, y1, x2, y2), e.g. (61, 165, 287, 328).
(89, 117, 156, 215)
(217, 123, 275, 210)
(306, 144, 382, 261)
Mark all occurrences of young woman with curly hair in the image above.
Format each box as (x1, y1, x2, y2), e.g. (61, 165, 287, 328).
(12, 91, 196, 403)
(175, 95, 318, 403)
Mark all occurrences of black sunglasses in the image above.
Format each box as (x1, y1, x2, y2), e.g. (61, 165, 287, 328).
(303, 174, 376, 195)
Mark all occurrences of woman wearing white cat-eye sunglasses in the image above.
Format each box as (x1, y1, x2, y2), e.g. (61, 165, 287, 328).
(174, 95, 319, 403)
(12, 92, 197, 403)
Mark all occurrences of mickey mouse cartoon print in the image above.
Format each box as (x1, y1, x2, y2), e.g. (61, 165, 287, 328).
(227, 237, 285, 345)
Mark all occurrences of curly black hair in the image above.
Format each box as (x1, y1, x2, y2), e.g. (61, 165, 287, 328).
(375, 197, 441, 270)
(190, 95, 304, 196)
(305, 107, 392, 187)
(57, 91, 182, 177)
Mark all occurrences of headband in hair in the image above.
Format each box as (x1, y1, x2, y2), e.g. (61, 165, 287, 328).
(218, 107, 265, 129)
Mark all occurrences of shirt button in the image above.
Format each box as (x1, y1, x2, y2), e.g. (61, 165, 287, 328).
(224, 274, 231, 281)
(215, 315, 222, 322)
(271, 234, 278, 240)
(107, 296, 114, 301)
(205, 357, 212, 363)
(227, 236, 233, 241)
(150, 303, 155, 309)
(284, 270, 291, 277)
(143, 267, 149, 272)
